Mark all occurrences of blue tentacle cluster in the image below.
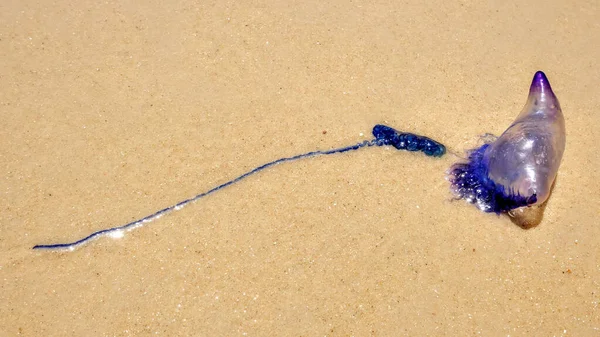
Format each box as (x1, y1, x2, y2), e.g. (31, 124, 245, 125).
(448, 144, 537, 213)
(373, 124, 446, 157)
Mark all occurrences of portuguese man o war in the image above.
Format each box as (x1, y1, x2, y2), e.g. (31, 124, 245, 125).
(448, 71, 566, 228)
(33, 124, 445, 251)
(32, 70, 564, 251)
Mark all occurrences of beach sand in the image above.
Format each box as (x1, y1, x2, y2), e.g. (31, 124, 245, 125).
(1, 0, 599, 335)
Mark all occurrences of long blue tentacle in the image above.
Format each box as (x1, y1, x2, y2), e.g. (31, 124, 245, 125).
(33, 124, 445, 251)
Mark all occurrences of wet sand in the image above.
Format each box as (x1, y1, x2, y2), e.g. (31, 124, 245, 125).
(1, 0, 599, 335)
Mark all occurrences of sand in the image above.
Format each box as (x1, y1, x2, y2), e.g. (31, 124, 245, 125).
(1, 0, 599, 335)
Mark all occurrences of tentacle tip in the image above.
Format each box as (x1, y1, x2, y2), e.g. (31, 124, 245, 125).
(426, 143, 446, 157)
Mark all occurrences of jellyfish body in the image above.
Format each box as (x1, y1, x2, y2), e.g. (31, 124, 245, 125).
(449, 71, 565, 225)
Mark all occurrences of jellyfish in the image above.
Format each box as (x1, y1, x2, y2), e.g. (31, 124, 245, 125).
(448, 71, 566, 228)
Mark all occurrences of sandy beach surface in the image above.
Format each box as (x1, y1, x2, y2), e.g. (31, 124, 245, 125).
(1, 0, 599, 335)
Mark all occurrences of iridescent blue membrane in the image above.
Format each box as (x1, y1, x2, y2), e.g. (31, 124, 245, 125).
(448, 71, 565, 214)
